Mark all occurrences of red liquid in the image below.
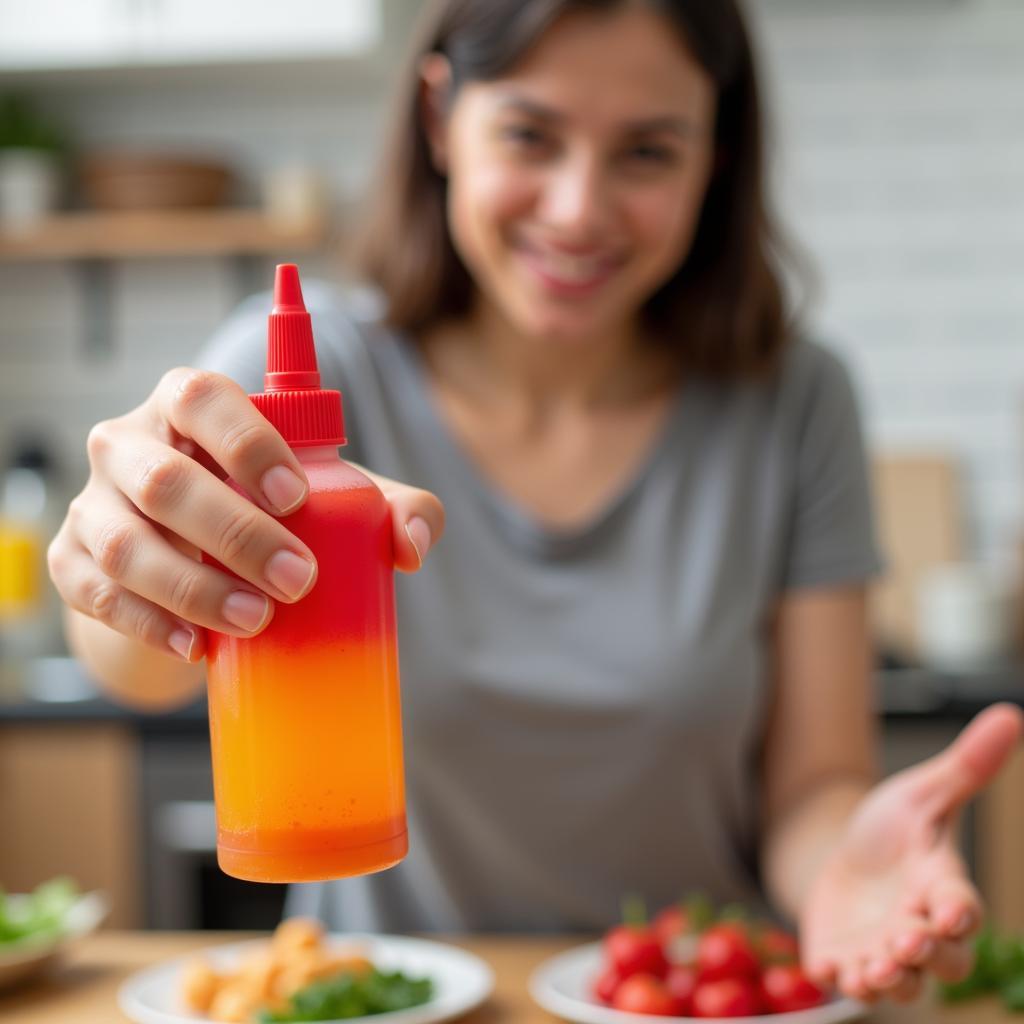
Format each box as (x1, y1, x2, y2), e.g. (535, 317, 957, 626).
(206, 456, 406, 882)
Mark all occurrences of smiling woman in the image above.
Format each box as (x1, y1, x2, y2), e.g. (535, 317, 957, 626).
(355, 0, 790, 378)
(50, 0, 1024, 1012)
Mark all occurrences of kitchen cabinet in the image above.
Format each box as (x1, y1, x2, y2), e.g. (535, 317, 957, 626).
(0, 0, 381, 72)
(0, 722, 141, 927)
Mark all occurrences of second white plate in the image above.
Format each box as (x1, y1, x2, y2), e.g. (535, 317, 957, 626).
(529, 941, 867, 1024)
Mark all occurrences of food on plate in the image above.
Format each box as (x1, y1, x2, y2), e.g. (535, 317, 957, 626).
(178, 917, 432, 1022)
(939, 925, 1024, 1013)
(0, 876, 79, 950)
(691, 976, 761, 1017)
(759, 964, 828, 1013)
(592, 896, 826, 1017)
(261, 965, 434, 1023)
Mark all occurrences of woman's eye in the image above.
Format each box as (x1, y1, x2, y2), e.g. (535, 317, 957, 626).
(500, 125, 550, 151)
(624, 144, 676, 165)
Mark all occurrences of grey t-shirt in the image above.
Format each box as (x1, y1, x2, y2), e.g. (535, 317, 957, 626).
(195, 281, 882, 933)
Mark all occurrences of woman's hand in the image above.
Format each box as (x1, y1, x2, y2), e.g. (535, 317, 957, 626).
(49, 367, 444, 664)
(800, 702, 1024, 1003)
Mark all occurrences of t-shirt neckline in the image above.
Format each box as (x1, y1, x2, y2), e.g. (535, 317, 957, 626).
(382, 327, 692, 560)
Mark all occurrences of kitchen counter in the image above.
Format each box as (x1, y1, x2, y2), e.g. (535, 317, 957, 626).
(0, 931, 1016, 1024)
(2, 657, 1022, 932)
(2, 657, 1021, 728)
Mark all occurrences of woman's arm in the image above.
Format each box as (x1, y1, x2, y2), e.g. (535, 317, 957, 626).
(760, 584, 877, 919)
(63, 605, 206, 711)
(763, 585, 1024, 1002)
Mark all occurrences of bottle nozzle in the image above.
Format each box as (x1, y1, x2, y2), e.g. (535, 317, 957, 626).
(265, 263, 319, 391)
(252, 264, 346, 448)
(273, 263, 306, 315)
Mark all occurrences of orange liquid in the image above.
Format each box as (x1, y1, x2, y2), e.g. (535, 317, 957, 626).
(206, 458, 406, 882)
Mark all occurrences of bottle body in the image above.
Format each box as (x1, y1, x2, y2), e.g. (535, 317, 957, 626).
(205, 448, 407, 882)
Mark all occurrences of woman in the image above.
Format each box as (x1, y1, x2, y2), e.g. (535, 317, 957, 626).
(48, 0, 1022, 1003)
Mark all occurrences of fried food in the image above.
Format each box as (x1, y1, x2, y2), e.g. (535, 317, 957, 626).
(178, 917, 370, 1021)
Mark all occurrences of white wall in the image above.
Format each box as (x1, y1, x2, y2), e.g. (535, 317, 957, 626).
(751, 0, 1024, 565)
(1, 0, 1022, 566)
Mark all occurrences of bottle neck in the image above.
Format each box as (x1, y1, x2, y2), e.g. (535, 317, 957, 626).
(293, 445, 342, 464)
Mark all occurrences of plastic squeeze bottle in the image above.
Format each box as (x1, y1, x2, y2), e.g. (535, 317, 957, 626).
(205, 264, 407, 883)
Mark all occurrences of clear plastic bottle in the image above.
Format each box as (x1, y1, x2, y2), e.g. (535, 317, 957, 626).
(205, 265, 407, 882)
(0, 438, 64, 659)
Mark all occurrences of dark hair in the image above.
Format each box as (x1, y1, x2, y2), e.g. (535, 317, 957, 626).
(350, 0, 800, 378)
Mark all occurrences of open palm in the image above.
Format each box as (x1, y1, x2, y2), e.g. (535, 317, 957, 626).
(801, 703, 1023, 1003)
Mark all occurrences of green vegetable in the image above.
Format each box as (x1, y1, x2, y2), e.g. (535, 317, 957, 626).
(0, 877, 78, 948)
(259, 966, 433, 1022)
(1003, 975, 1024, 1013)
(684, 892, 716, 933)
(939, 926, 1024, 1013)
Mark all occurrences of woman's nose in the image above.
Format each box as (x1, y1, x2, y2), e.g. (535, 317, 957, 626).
(538, 154, 610, 238)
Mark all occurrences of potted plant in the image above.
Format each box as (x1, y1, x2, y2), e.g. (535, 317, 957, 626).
(0, 94, 68, 230)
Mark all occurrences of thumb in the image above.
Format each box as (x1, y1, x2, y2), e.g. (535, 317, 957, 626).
(353, 465, 445, 574)
(915, 702, 1024, 817)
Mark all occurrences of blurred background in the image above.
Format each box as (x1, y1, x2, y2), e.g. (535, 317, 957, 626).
(0, 0, 1021, 933)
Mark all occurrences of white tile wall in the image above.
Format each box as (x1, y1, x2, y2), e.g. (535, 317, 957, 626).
(1, 1, 1022, 565)
(751, 0, 1024, 565)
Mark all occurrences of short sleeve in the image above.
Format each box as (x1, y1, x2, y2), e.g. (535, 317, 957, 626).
(780, 344, 885, 591)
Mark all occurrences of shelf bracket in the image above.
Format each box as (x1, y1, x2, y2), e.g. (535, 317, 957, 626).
(230, 253, 269, 303)
(75, 259, 115, 361)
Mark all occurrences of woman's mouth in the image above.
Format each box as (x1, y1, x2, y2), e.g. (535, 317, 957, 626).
(515, 241, 622, 297)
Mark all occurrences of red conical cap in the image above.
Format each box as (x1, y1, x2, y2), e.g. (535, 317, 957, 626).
(249, 264, 346, 447)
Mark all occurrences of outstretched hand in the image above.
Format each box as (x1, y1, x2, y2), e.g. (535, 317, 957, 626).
(800, 702, 1024, 1003)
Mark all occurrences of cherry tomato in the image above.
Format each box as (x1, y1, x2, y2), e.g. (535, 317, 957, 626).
(611, 973, 683, 1016)
(755, 927, 799, 965)
(653, 904, 690, 946)
(691, 977, 762, 1017)
(604, 925, 669, 980)
(663, 963, 699, 1015)
(760, 964, 826, 1012)
(593, 965, 622, 1005)
(696, 923, 759, 982)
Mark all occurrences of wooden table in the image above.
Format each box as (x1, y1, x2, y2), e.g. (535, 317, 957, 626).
(0, 932, 1014, 1023)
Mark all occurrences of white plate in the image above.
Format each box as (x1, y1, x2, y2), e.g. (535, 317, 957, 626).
(0, 891, 109, 990)
(529, 942, 867, 1024)
(118, 933, 495, 1024)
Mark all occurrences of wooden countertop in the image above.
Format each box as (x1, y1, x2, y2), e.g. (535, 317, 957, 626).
(0, 931, 1014, 1023)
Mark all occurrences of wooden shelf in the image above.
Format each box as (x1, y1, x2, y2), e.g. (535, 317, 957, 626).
(0, 208, 329, 261)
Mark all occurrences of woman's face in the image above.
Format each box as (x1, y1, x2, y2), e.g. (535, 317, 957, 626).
(427, 6, 718, 344)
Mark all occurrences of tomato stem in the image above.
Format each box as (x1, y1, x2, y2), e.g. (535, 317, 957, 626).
(621, 893, 648, 927)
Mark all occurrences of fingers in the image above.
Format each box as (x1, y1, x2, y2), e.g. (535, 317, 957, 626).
(48, 530, 206, 662)
(822, 895, 978, 1004)
(925, 938, 975, 983)
(887, 968, 924, 1003)
(924, 874, 982, 940)
(359, 467, 446, 574)
(67, 487, 280, 637)
(914, 703, 1024, 817)
(149, 367, 311, 517)
(94, 431, 317, 605)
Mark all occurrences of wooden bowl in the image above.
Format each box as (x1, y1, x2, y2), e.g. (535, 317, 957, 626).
(79, 152, 234, 210)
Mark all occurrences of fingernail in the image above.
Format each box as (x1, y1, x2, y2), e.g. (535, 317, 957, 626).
(168, 628, 195, 661)
(405, 516, 431, 569)
(913, 936, 935, 961)
(261, 465, 307, 514)
(222, 590, 271, 633)
(870, 961, 901, 986)
(955, 910, 975, 935)
(265, 550, 317, 601)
